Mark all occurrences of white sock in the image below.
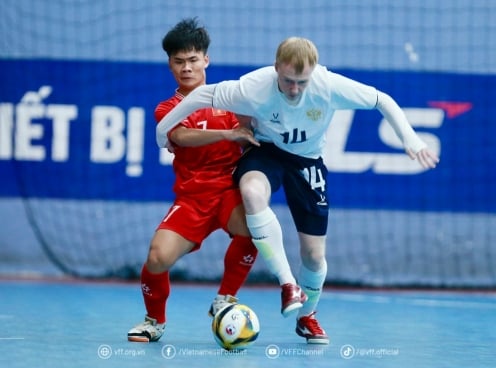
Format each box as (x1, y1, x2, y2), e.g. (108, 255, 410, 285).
(297, 262, 327, 318)
(246, 207, 295, 285)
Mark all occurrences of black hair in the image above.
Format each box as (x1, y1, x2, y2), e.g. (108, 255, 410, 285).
(162, 17, 210, 57)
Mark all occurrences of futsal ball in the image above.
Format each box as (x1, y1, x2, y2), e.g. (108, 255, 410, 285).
(212, 303, 260, 350)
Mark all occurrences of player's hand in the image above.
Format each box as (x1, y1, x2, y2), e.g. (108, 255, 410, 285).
(165, 140, 175, 153)
(407, 147, 439, 169)
(230, 126, 260, 146)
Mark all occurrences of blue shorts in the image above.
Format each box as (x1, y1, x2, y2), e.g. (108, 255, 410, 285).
(233, 143, 329, 236)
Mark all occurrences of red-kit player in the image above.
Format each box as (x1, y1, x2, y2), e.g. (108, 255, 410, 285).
(127, 18, 259, 343)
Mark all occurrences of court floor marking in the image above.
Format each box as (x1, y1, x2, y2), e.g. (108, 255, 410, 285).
(409, 298, 496, 309)
(0, 314, 24, 340)
(322, 291, 496, 309)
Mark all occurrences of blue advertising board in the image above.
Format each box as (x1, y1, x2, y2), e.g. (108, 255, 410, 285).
(1, 59, 495, 212)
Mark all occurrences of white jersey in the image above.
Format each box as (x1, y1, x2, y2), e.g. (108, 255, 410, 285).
(213, 65, 378, 159)
(156, 65, 425, 155)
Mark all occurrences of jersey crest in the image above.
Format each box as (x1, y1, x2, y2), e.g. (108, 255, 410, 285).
(306, 108, 322, 121)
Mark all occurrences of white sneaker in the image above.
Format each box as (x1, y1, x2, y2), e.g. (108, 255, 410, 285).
(208, 294, 238, 317)
(128, 316, 165, 342)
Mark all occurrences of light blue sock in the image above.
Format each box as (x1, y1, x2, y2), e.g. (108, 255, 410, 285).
(297, 262, 327, 317)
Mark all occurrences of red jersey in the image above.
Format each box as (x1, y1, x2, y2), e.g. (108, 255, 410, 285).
(155, 91, 242, 197)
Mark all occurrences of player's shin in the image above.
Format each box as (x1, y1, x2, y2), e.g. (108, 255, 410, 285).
(218, 235, 258, 295)
(141, 265, 170, 324)
(297, 262, 327, 317)
(246, 207, 296, 285)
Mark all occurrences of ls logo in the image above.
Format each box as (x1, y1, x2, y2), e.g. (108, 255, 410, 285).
(324, 103, 470, 174)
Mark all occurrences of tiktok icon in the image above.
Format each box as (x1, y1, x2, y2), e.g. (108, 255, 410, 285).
(340, 344, 355, 359)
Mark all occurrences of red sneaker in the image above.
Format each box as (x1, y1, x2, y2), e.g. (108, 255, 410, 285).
(281, 283, 307, 317)
(296, 311, 329, 344)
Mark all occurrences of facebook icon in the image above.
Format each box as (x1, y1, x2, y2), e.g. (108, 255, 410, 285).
(161, 344, 176, 359)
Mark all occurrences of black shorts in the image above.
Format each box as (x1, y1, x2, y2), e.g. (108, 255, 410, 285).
(233, 143, 329, 236)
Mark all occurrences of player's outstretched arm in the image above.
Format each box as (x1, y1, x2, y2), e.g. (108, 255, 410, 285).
(156, 84, 217, 147)
(376, 91, 440, 169)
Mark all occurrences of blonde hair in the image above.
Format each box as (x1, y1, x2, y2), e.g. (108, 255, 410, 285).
(275, 37, 319, 74)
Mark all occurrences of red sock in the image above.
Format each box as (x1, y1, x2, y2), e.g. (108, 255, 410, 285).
(140, 264, 170, 324)
(218, 236, 258, 296)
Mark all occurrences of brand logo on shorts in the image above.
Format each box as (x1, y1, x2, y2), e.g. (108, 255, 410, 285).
(317, 194, 328, 206)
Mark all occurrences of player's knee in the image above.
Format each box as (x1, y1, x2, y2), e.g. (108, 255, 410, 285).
(301, 248, 326, 271)
(146, 243, 174, 273)
(239, 176, 270, 212)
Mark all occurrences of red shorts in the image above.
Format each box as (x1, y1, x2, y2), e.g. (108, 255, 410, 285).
(156, 188, 243, 251)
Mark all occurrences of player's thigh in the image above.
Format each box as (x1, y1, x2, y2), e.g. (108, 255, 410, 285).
(147, 229, 196, 270)
(234, 145, 284, 194)
(283, 156, 329, 233)
(226, 203, 251, 237)
(158, 197, 219, 244)
(218, 189, 250, 237)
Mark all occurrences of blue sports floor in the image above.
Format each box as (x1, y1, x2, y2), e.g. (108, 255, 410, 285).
(0, 279, 495, 368)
